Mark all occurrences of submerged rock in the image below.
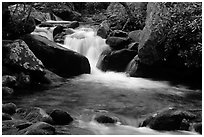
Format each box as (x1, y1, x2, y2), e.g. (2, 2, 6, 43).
(2, 103, 17, 115)
(50, 109, 73, 125)
(22, 34, 91, 78)
(95, 115, 118, 124)
(139, 107, 197, 131)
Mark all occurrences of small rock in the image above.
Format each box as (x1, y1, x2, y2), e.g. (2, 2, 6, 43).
(2, 86, 14, 96)
(67, 21, 79, 29)
(2, 113, 12, 121)
(2, 75, 16, 87)
(16, 72, 31, 88)
(2, 103, 17, 115)
(16, 107, 53, 124)
(50, 109, 73, 125)
(128, 30, 142, 42)
(19, 122, 55, 135)
(95, 115, 118, 124)
(192, 123, 202, 134)
(106, 36, 131, 50)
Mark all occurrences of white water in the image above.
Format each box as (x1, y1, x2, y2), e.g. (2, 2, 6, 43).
(30, 26, 199, 135)
(61, 27, 198, 135)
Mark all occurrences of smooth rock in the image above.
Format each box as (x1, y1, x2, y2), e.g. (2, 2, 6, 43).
(50, 109, 73, 125)
(95, 115, 118, 124)
(22, 34, 91, 78)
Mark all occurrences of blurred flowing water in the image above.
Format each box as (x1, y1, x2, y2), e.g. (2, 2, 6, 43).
(4, 27, 201, 135)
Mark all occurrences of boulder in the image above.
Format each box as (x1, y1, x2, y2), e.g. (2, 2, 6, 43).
(2, 113, 12, 121)
(19, 122, 55, 135)
(50, 109, 73, 125)
(21, 34, 91, 78)
(139, 107, 197, 131)
(2, 103, 17, 115)
(2, 75, 17, 87)
(2, 87, 14, 97)
(2, 40, 46, 79)
(95, 115, 118, 124)
(128, 30, 142, 42)
(97, 49, 137, 72)
(106, 36, 131, 50)
(16, 107, 53, 124)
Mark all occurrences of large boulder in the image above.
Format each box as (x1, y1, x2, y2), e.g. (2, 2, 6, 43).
(97, 49, 137, 72)
(139, 107, 197, 131)
(2, 40, 46, 78)
(21, 34, 91, 78)
(106, 36, 131, 50)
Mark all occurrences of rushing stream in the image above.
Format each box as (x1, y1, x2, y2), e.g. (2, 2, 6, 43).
(4, 26, 201, 135)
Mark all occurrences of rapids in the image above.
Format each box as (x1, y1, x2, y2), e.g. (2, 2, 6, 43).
(4, 26, 201, 135)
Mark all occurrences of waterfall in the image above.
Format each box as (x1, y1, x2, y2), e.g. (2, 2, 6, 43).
(63, 27, 108, 74)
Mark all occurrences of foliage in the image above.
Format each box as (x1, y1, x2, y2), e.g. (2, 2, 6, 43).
(106, 2, 147, 31)
(153, 2, 202, 68)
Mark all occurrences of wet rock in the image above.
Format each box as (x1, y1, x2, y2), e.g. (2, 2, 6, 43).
(2, 119, 30, 135)
(95, 115, 118, 124)
(2, 75, 17, 87)
(106, 36, 131, 50)
(2, 113, 12, 121)
(2, 87, 14, 96)
(192, 122, 202, 134)
(125, 55, 139, 77)
(109, 30, 128, 38)
(2, 40, 46, 78)
(128, 30, 142, 42)
(22, 34, 91, 78)
(97, 20, 110, 39)
(16, 107, 53, 124)
(139, 107, 197, 131)
(97, 49, 137, 72)
(15, 72, 31, 88)
(19, 122, 55, 135)
(50, 109, 73, 125)
(2, 103, 17, 115)
(65, 28, 75, 35)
